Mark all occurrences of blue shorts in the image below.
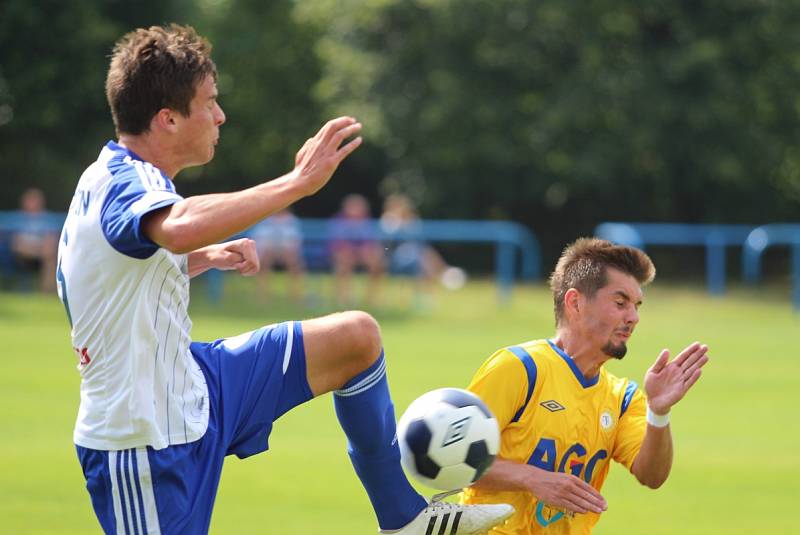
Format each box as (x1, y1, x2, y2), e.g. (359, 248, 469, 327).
(76, 321, 313, 535)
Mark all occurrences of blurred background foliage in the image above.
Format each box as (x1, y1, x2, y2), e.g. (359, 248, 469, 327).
(1, 0, 799, 262)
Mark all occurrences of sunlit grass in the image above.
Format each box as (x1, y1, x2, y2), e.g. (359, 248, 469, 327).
(0, 275, 796, 533)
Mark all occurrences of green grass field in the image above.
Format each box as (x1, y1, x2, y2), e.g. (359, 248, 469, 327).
(1, 276, 796, 534)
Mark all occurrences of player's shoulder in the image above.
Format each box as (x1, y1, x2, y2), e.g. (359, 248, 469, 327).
(599, 367, 640, 404)
(104, 141, 173, 192)
(478, 339, 554, 377)
(491, 338, 549, 362)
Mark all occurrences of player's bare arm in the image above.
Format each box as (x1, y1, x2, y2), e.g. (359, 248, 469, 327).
(631, 342, 709, 488)
(143, 117, 362, 254)
(473, 458, 607, 514)
(188, 238, 260, 278)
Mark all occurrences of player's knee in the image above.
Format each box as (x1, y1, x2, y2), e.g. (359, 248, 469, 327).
(342, 310, 383, 368)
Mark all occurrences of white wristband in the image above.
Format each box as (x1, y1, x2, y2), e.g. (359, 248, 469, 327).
(646, 407, 670, 427)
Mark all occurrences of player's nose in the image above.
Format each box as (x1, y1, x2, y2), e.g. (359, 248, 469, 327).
(214, 103, 226, 126)
(626, 306, 639, 325)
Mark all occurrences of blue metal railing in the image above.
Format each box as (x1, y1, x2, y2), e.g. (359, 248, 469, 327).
(594, 222, 756, 295)
(0, 212, 541, 302)
(742, 224, 800, 311)
(227, 218, 541, 302)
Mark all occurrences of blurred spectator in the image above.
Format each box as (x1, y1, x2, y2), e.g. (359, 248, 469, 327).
(380, 194, 466, 308)
(251, 209, 305, 304)
(329, 194, 385, 306)
(11, 187, 58, 292)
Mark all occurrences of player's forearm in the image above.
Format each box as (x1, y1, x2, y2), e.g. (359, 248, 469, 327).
(187, 245, 216, 278)
(148, 173, 304, 253)
(631, 424, 673, 489)
(470, 458, 537, 493)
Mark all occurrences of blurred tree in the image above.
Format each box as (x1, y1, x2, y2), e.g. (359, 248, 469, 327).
(205, 0, 390, 218)
(180, 0, 330, 208)
(0, 0, 203, 210)
(298, 0, 800, 257)
(3, 0, 800, 257)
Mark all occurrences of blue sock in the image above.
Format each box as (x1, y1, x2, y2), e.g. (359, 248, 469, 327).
(334, 351, 427, 530)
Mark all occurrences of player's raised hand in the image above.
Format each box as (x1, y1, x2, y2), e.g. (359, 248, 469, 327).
(644, 342, 709, 415)
(291, 117, 362, 197)
(528, 469, 607, 515)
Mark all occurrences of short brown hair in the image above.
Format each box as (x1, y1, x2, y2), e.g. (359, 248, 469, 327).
(549, 238, 655, 326)
(106, 24, 216, 135)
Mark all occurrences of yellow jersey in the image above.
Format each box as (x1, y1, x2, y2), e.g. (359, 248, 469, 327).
(460, 339, 647, 534)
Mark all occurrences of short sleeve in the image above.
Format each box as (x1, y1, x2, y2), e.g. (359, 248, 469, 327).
(612, 384, 647, 471)
(100, 168, 183, 259)
(466, 349, 531, 432)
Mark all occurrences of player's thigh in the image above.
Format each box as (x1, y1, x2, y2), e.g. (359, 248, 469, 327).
(301, 311, 382, 396)
(331, 244, 356, 271)
(358, 244, 386, 272)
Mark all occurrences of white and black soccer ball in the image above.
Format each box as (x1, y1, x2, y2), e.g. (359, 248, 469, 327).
(397, 388, 500, 491)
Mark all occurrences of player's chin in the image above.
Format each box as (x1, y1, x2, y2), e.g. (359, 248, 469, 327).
(602, 340, 628, 359)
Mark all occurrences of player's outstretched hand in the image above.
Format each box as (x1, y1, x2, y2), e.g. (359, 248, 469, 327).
(291, 117, 362, 197)
(528, 469, 607, 515)
(209, 238, 260, 276)
(644, 342, 709, 415)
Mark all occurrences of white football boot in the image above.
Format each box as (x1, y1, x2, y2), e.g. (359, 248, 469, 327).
(380, 492, 514, 535)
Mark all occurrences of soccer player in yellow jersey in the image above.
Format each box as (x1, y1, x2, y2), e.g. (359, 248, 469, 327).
(461, 238, 709, 534)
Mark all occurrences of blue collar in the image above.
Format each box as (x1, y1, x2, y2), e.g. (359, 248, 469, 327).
(547, 339, 600, 389)
(106, 140, 146, 163)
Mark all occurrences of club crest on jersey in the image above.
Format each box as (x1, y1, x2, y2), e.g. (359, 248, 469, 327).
(540, 400, 565, 412)
(442, 416, 471, 447)
(600, 410, 614, 430)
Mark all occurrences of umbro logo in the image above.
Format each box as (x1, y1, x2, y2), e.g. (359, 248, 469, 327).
(540, 400, 566, 412)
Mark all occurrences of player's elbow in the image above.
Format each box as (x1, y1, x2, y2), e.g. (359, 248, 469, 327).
(642, 479, 665, 490)
(636, 472, 668, 490)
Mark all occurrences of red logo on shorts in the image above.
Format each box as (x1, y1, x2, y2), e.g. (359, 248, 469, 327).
(73, 346, 91, 366)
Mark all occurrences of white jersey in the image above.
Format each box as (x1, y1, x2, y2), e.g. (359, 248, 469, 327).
(57, 141, 209, 451)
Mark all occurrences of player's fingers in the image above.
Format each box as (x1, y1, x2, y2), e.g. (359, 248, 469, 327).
(320, 116, 357, 143)
(574, 493, 605, 514)
(651, 349, 669, 372)
(223, 250, 244, 265)
(673, 342, 701, 366)
(677, 345, 707, 373)
(334, 136, 363, 162)
(573, 479, 607, 509)
(241, 238, 258, 261)
(244, 248, 260, 273)
(234, 260, 258, 276)
(559, 497, 591, 515)
(683, 366, 704, 389)
(330, 122, 362, 148)
(682, 353, 708, 379)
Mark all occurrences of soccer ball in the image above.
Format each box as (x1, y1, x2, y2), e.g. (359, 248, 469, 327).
(397, 388, 500, 491)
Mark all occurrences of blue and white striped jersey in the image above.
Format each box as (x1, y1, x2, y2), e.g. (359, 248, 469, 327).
(58, 141, 209, 451)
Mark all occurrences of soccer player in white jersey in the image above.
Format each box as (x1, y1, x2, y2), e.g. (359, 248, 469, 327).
(57, 24, 512, 535)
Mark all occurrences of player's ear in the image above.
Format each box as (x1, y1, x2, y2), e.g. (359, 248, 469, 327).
(152, 108, 179, 133)
(564, 288, 581, 318)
